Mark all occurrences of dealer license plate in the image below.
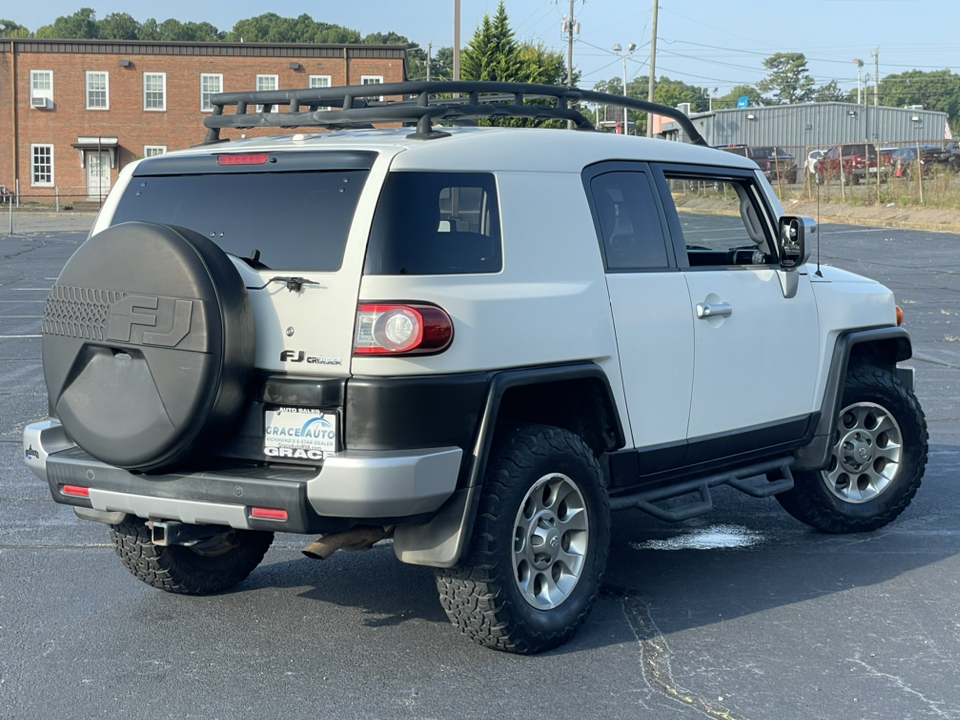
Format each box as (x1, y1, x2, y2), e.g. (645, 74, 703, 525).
(264, 408, 338, 461)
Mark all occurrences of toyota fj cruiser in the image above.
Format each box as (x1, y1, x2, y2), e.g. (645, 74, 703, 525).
(24, 82, 927, 654)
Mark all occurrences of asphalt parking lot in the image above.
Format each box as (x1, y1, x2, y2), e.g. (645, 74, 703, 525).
(2, 224, 959, 720)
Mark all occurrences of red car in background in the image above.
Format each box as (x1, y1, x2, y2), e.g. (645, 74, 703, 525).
(815, 143, 889, 185)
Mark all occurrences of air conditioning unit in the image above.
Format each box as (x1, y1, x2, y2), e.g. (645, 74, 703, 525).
(30, 96, 52, 109)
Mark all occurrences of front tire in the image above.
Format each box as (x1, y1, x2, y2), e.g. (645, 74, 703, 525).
(435, 424, 610, 654)
(778, 365, 927, 533)
(110, 518, 274, 595)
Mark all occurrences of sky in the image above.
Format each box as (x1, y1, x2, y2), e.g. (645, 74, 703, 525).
(9, 1, 960, 98)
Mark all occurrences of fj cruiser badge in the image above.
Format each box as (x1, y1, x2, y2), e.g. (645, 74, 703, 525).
(280, 350, 342, 365)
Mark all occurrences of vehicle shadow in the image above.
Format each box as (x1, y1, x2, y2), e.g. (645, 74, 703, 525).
(243, 541, 450, 626)
(237, 441, 959, 653)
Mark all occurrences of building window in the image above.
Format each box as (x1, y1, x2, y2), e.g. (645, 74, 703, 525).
(308, 75, 332, 110)
(144, 146, 167, 158)
(201, 73, 222, 112)
(31, 70, 53, 106)
(31, 144, 54, 186)
(256, 74, 278, 93)
(255, 74, 278, 112)
(361, 75, 383, 101)
(144, 72, 166, 111)
(86, 71, 109, 110)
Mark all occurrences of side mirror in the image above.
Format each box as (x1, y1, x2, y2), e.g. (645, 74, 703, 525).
(777, 216, 815, 269)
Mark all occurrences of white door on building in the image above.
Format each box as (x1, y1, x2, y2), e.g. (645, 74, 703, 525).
(86, 151, 111, 201)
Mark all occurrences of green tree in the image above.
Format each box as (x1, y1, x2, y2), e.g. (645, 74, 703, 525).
(45, 8, 99, 39)
(139, 18, 160, 40)
(654, 76, 708, 113)
(461, 4, 577, 127)
(184, 22, 224, 42)
(156, 19, 187, 41)
(225, 14, 360, 43)
(594, 74, 707, 134)
(814, 80, 846, 102)
(99, 12, 140, 40)
(0, 19, 30, 37)
(713, 84, 765, 110)
(517, 42, 568, 85)
(757, 52, 815, 104)
(431, 46, 454, 80)
(461, 1, 522, 82)
(879, 69, 960, 127)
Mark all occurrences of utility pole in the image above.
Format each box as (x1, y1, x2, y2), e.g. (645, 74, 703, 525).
(872, 48, 879, 108)
(565, 0, 578, 129)
(427, 43, 432, 82)
(567, 0, 575, 88)
(453, 0, 460, 81)
(646, 0, 659, 137)
(613, 43, 636, 134)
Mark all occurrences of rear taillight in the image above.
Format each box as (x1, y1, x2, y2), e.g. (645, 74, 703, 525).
(354, 304, 453, 355)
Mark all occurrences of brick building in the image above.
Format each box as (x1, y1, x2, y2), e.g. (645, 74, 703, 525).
(0, 38, 407, 201)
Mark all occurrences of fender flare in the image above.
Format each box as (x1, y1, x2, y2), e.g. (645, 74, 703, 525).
(393, 363, 624, 568)
(794, 326, 912, 471)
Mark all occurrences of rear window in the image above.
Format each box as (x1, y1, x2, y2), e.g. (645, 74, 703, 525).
(365, 172, 502, 275)
(841, 144, 876, 158)
(750, 147, 792, 159)
(111, 169, 369, 271)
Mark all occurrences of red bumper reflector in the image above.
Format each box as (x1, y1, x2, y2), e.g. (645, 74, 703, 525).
(251, 507, 288, 521)
(217, 153, 269, 166)
(62, 485, 90, 498)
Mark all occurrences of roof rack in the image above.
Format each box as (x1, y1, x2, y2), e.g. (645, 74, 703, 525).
(202, 81, 708, 146)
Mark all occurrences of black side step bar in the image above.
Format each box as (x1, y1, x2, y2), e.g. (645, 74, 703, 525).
(609, 458, 795, 522)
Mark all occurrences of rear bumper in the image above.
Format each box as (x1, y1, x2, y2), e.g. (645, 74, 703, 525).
(23, 420, 462, 534)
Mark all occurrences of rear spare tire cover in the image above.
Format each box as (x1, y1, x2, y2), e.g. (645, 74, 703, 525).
(42, 222, 255, 472)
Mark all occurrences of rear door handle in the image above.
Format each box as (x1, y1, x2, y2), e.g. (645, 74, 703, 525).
(696, 302, 732, 319)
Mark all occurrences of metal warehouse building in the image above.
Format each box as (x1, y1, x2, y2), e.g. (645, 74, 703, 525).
(661, 102, 951, 150)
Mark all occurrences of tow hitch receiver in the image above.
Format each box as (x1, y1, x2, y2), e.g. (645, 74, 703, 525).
(148, 520, 232, 547)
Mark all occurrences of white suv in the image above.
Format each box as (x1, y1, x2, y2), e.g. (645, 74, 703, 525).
(24, 82, 927, 654)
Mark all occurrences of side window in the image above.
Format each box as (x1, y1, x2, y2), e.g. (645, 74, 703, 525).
(663, 174, 772, 267)
(365, 173, 502, 275)
(589, 171, 670, 271)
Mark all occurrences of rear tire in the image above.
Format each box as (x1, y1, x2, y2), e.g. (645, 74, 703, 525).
(435, 423, 610, 654)
(110, 518, 274, 595)
(778, 366, 927, 533)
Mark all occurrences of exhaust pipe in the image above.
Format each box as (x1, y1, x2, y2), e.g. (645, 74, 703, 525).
(302, 525, 394, 560)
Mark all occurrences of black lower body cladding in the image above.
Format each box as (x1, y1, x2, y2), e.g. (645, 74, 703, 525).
(41, 222, 255, 472)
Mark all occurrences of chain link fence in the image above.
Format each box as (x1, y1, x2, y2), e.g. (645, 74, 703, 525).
(2, 188, 100, 235)
(710, 142, 960, 207)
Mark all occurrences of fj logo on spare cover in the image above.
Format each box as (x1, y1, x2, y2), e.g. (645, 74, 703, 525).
(106, 294, 194, 347)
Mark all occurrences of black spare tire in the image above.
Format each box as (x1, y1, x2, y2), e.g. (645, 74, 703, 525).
(42, 222, 255, 472)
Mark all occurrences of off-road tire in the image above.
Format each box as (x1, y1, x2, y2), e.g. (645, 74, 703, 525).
(435, 423, 610, 654)
(110, 517, 274, 595)
(778, 365, 927, 533)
